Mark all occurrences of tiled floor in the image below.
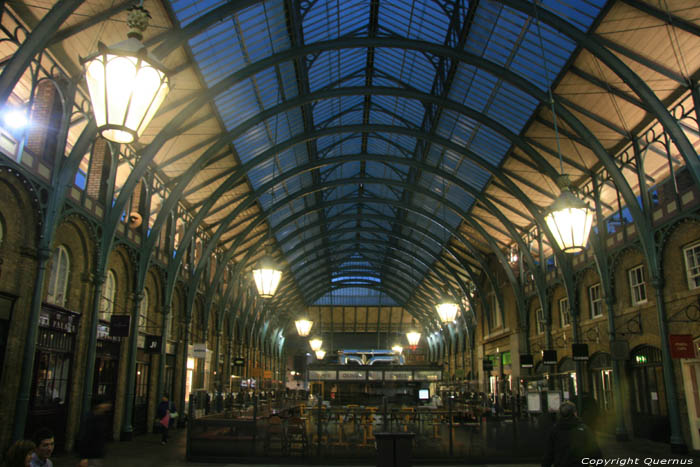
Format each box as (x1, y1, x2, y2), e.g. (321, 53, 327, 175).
(49, 427, 696, 467)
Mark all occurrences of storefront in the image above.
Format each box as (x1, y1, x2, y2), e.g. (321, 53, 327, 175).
(629, 345, 669, 442)
(94, 322, 121, 440)
(27, 304, 79, 450)
(553, 357, 577, 400)
(589, 352, 613, 411)
(165, 341, 177, 400)
(133, 348, 151, 434)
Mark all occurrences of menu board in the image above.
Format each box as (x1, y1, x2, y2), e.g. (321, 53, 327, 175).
(527, 393, 541, 412)
(308, 370, 337, 380)
(547, 392, 561, 412)
(384, 371, 413, 381)
(338, 370, 366, 381)
(414, 370, 441, 381)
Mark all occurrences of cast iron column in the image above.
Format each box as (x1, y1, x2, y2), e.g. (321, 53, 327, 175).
(120, 291, 143, 440)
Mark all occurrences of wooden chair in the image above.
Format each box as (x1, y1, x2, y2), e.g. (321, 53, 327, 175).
(286, 416, 308, 456)
(264, 415, 285, 453)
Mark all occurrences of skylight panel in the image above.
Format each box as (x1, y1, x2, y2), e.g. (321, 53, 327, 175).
(308, 49, 367, 92)
(302, 0, 370, 44)
(374, 48, 435, 93)
(372, 95, 424, 128)
(378, 0, 449, 43)
(171, 0, 227, 26)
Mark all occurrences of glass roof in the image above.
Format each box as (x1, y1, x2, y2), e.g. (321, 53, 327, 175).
(170, 0, 607, 306)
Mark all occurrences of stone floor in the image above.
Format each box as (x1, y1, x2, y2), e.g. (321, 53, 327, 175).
(50, 427, 698, 467)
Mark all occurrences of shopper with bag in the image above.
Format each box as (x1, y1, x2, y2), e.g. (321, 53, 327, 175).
(156, 395, 171, 445)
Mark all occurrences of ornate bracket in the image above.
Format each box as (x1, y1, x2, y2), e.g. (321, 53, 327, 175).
(616, 312, 643, 336)
(668, 296, 700, 323)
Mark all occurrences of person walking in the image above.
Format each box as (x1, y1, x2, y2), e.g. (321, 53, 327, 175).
(4, 440, 35, 467)
(29, 428, 54, 467)
(542, 400, 602, 467)
(156, 395, 172, 445)
(77, 397, 112, 467)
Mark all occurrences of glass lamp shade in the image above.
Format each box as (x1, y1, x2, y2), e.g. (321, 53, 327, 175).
(406, 330, 421, 349)
(544, 189, 594, 254)
(309, 337, 323, 352)
(82, 38, 169, 144)
(392, 344, 403, 354)
(436, 296, 459, 323)
(294, 318, 313, 337)
(315, 349, 326, 360)
(252, 255, 282, 298)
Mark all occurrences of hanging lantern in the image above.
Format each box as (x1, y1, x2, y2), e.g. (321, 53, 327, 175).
(544, 186, 594, 254)
(509, 246, 519, 264)
(436, 294, 459, 323)
(406, 330, 421, 350)
(81, 6, 170, 144)
(315, 349, 326, 360)
(391, 344, 403, 354)
(309, 337, 323, 352)
(294, 318, 313, 337)
(252, 252, 282, 298)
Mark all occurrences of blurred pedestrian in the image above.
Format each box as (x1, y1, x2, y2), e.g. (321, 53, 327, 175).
(4, 440, 35, 467)
(542, 401, 602, 467)
(77, 397, 112, 467)
(156, 395, 172, 445)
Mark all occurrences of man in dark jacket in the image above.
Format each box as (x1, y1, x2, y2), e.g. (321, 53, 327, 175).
(542, 400, 602, 467)
(78, 398, 111, 466)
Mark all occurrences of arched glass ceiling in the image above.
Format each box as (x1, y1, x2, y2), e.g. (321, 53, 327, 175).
(170, 0, 607, 305)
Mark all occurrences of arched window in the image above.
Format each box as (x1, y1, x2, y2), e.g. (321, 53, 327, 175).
(46, 245, 70, 307)
(139, 289, 149, 333)
(100, 270, 116, 321)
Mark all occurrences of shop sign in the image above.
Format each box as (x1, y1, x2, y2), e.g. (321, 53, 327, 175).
(233, 357, 245, 366)
(542, 350, 557, 365)
(669, 334, 695, 359)
(145, 335, 162, 353)
(40, 306, 79, 333)
(109, 315, 130, 337)
(520, 354, 533, 368)
(611, 340, 629, 360)
(193, 343, 207, 358)
(572, 344, 589, 361)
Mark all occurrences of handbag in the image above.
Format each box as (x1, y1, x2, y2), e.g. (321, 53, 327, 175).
(159, 412, 170, 428)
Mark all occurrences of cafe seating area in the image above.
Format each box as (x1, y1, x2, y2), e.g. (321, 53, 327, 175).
(186, 397, 547, 463)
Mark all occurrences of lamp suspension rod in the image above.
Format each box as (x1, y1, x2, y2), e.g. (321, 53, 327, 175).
(533, 1, 564, 175)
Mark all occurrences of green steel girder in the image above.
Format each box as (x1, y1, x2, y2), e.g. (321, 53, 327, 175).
(115, 34, 597, 227)
(276, 213, 484, 277)
(262, 210, 487, 313)
(150, 0, 261, 59)
(186, 150, 511, 291)
(49, 0, 136, 46)
(618, 0, 700, 38)
(203, 175, 510, 311)
(192, 155, 538, 334)
(283, 239, 462, 307)
(506, 0, 700, 194)
(0, 0, 83, 107)
(105, 34, 651, 296)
